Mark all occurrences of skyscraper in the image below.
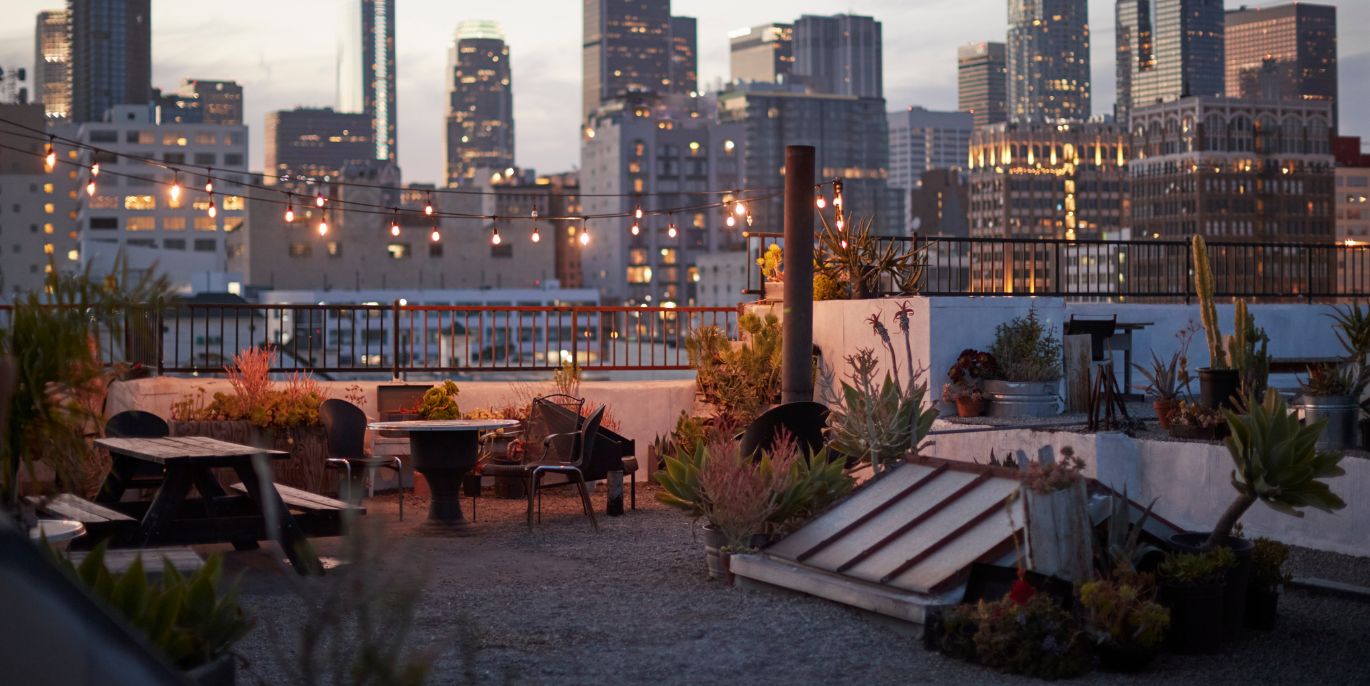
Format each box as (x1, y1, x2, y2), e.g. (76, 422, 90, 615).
(34, 9, 71, 120)
(1007, 0, 1090, 124)
(1226, 3, 1338, 129)
(669, 16, 698, 95)
(729, 23, 794, 85)
(337, 0, 397, 162)
(68, 0, 151, 123)
(582, 0, 673, 120)
(156, 79, 244, 125)
(793, 14, 883, 98)
(445, 20, 514, 188)
(888, 107, 973, 234)
(264, 108, 373, 181)
(957, 42, 1008, 128)
(1116, 0, 1224, 124)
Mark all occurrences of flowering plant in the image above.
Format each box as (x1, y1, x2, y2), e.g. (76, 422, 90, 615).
(169, 347, 325, 430)
(942, 348, 998, 402)
(756, 244, 784, 282)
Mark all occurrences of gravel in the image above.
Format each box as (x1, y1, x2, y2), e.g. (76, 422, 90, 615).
(222, 484, 1370, 685)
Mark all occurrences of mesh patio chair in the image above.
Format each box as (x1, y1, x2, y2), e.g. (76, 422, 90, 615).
(100, 411, 171, 499)
(482, 405, 604, 531)
(737, 402, 830, 460)
(320, 399, 404, 519)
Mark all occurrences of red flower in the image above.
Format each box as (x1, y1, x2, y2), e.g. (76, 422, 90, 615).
(1009, 572, 1036, 605)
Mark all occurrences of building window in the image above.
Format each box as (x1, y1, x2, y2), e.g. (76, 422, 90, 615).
(222, 195, 245, 211)
(163, 238, 185, 250)
(89, 217, 118, 230)
(491, 243, 513, 258)
(193, 216, 217, 231)
(88, 129, 117, 143)
(627, 266, 653, 284)
(195, 132, 217, 145)
(126, 216, 156, 231)
(429, 243, 443, 257)
(163, 152, 186, 165)
(163, 133, 188, 146)
(43, 203, 55, 214)
(124, 195, 156, 210)
(163, 216, 187, 231)
(289, 242, 312, 257)
(194, 239, 216, 252)
(224, 153, 244, 167)
(327, 241, 342, 257)
(387, 243, 411, 259)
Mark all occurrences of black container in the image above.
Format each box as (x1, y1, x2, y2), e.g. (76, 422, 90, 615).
(1170, 532, 1254, 638)
(1198, 368, 1241, 410)
(1158, 580, 1225, 654)
(1245, 588, 1279, 630)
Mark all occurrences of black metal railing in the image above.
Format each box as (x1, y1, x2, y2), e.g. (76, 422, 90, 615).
(744, 233, 1370, 302)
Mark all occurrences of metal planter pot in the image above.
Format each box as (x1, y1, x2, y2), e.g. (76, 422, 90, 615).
(1299, 395, 1359, 451)
(983, 379, 1061, 418)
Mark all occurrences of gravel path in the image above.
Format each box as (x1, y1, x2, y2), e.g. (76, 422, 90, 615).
(222, 484, 1370, 685)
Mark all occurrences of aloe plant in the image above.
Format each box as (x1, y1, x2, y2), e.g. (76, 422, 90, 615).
(1206, 390, 1347, 549)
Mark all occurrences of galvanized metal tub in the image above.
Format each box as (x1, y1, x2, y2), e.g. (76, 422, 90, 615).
(984, 379, 1062, 418)
(1299, 395, 1359, 451)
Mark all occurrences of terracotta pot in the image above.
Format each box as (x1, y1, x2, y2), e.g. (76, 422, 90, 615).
(1153, 398, 1180, 429)
(954, 396, 985, 418)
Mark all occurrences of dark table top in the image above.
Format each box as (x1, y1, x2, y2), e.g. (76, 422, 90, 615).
(93, 436, 288, 465)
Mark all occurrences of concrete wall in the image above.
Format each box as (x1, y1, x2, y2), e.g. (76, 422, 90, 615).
(105, 377, 698, 482)
(927, 422, 1370, 558)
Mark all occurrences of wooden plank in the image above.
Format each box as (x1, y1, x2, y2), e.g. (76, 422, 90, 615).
(880, 498, 1016, 584)
(95, 436, 287, 464)
(835, 472, 993, 573)
(27, 494, 136, 523)
(729, 553, 938, 625)
(797, 463, 949, 562)
(71, 547, 204, 575)
(767, 463, 936, 559)
(1064, 334, 1093, 412)
(1025, 481, 1093, 583)
(228, 482, 356, 512)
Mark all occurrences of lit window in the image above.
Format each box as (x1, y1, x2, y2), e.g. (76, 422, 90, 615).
(67, 249, 79, 261)
(163, 216, 187, 231)
(43, 183, 53, 193)
(195, 132, 217, 145)
(43, 243, 54, 255)
(124, 195, 156, 210)
(387, 243, 411, 259)
(43, 223, 54, 234)
(327, 241, 343, 257)
(193, 216, 217, 231)
(126, 216, 156, 231)
(627, 266, 653, 284)
(43, 203, 55, 214)
(222, 195, 245, 211)
(289, 242, 312, 257)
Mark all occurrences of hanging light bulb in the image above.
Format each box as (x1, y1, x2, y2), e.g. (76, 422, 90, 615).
(634, 205, 643, 220)
(630, 219, 640, 236)
(169, 173, 182, 203)
(284, 194, 295, 223)
(491, 225, 502, 245)
(833, 180, 844, 209)
(734, 200, 747, 216)
(726, 214, 736, 228)
(44, 137, 56, 172)
(430, 226, 442, 242)
(389, 209, 400, 237)
(746, 213, 754, 227)
(816, 188, 827, 209)
(318, 214, 329, 236)
(578, 220, 590, 246)
(207, 196, 217, 219)
(836, 217, 845, 231)
(203, 168, 214, 194)
(531, 208, 541, 242)
(85, 175, 97, 196)
(91, 162, 100, 178)
(667, 221, 678, 239)
(424, 192, 434, 216)
(315, 192, 326, 208)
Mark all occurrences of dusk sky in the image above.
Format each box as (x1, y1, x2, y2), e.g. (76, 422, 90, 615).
(3, 0, 1367, 185)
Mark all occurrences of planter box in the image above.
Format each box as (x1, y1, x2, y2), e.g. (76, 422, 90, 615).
(169, 420, 337, 496)
(983, 379, 1061, 418)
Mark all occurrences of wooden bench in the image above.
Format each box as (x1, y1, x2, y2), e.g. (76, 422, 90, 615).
(228, 482, 363, 538)
(1270, 356, 1342, 374)
(26, 494, 137, 546)
(70, 546, 204, 575)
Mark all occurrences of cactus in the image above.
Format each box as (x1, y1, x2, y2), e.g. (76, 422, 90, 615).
(1192, 235, 1227, 369)
(1227, 300, 1270, 397)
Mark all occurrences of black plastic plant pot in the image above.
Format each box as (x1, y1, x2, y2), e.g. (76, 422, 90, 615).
(1158, 580, 1225, 654)
(1198, 368, 1241, 410)
(1245, 588, 1279, 630)
(1095, 642, 1160, 673)
(1169, 532, 1254, 638)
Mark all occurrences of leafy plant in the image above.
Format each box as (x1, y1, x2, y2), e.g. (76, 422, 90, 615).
(969, 594, 1092, 679)
(51, 543, 250, 670)
(1206, 390, 1346, 549)
(1157, 547, 1235, 585)
(697, 436, 795, 550)
(756, 243, 784, 282)
(169, 347, 327, 430)
(988, 308, 1062, 382)
(686, 312, 781, 425)
(1078, 576, 1170, 653)
(942, 349, 998, 402)
(416, 380, 462, 420)
(813, 272, 845, 301)
(1024, 448, 1085, 494)
(814, 215, 925, 299)
(1249, 537, 1291, 593)
(1094, 491, 1161, 577)
(1169, 399, 1226, 431)
(1299, 362, 1358, 397)
(826, 306, 938, 473)
(1133, 322, 1197, 401)
(553, 359, 580, 398)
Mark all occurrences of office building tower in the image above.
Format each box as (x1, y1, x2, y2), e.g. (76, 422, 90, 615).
(670, 16, 698, 95)
(1226, 3, 1338, 129)
(1116, 0, 1225, 125)
(907, 169, 970, 236)
(580, 93, 744, 303)
(957, 42, 1008, 129)
(337, 0, 397, 162)
(264, 108, 373, 181)
(68, 0, 152, 123)
(729, 23, 794, 85)
(1335, 137, 1370, 244)
(792, 14, 882, 98)
(74, 104, 248, 290)
(1007, 0, 1090, 124)
(445, 21, 514, 188)
(34, 10, 71, 120)
(966, 122, 1131, 240)
(888, 107, 973, 234)
(156, 79, 244, 125)
(583, 0, 673, 120)
(0, 104, 80, 296)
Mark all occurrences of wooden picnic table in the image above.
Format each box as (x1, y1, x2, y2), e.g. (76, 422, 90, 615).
(93, 436, 323, 575)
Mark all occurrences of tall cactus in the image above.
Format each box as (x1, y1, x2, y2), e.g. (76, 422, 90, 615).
(1228, 299, 1270, 396)
(1192, 235, 1227, 369)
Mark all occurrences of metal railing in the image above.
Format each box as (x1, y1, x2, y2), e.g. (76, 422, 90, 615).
(744, 232, 1370, 303)
(0, 303, 738, 376)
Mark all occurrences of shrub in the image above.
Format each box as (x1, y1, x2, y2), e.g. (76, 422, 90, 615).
(971, 594, 1092, 679)
(989, 308, 1063, 382)
(1157, 547, 1235, 586)
(1078, 576, 1170, 653)
(169, 347, 326, 430)
(1249, 538, 1291, 592)
(686, 312, 781, 425)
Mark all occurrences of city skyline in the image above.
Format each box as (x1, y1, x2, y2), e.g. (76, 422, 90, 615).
(2, 0, 1368, 185)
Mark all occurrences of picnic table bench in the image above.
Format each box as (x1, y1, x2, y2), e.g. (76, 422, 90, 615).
(69, 546, 205, 575)
(27, 493, 137, 544)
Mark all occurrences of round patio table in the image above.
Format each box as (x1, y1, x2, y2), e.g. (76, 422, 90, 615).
(367, 419, 518, 527)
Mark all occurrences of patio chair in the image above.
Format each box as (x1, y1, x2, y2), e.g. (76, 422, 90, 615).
(482, 406, 604, 531)
(104, 410, 170, 438)
(319, 399, 404, 519)
(738, 401, 830, 460)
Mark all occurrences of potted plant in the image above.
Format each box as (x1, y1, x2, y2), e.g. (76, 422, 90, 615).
(1133, 322, 1197, 430)
(1296, 363, 1359, 451)
(1328, 304, 1370, 446)
(415, 380, 461, 419)
(686, 312, 781, 426)
(942, 349, 998, 418)
(757, 243, 784, 301)
(984, 308, 1063, 418)
(814, 215, 925, 299)
(1166, 399, 1228, 441)
(1245, 537, 1289, 630)
(1079, 575, 1170, 672)
(1156, 547, 1235, 654)
(1192, 237, 1269, 409)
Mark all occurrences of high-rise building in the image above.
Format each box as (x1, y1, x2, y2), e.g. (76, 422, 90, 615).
(888, 108, 973, 234)
(1226, 3, 1338, 129)
(966, 122, 1131, 239)
(792, 14, 883, 98)
(156, 80, 244, 126)
(583, 0, 673, 121)
(1116, 0, 1225, 125)
(957, 42, 1008, 129)
(1334, 137, 1370, 243)
(580, 93, 744, 303)
(669, 16, 698, 95)
(445, 21, 514, 188)
(264, 108, 373, 181)
(1007, 0, 1090, 124)
(908, 169, 970, 237)
(34, 10, 71, 121)
(729, 23, 793, 85)
(68, 0, 152, 123)
(74, 104, 248, 290)
(0, 104, 80, 297)
(337, 0, 397, 162)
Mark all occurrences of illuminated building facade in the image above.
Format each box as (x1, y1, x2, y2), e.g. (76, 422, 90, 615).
(445, 21, 514, 188)
(1007, 0, 1091, 124)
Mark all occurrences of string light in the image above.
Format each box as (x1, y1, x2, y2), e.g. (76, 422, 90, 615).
(315, 192, 326, 208)
(424, 192, 434, 216)
(746, 213, 754, 227)
(726, 213, 736, 228)
(389, 208, 400, 237)
(44, 136, 55, 172)
(815, 186, 827, 209)
(490, 225, 502, 245)
(85, 173, 97, 196)
(207, 195, 217, 219)
(530, 208, 540, 243)
(169, 172, 182, 203)
(667, 219, 677, 239)
(430, 225, 442, 242)
(284, 194, 295, 223)
(91, 161, 100, 178)
(203, 167, 214, 194)
(630, 218, 640, 236)
(634, 205, 643, 220)
(836, 217, 845, 231)
(578, 219, 591, 246)
(318, 213, 330, 236)
(734, 199, 747, 216)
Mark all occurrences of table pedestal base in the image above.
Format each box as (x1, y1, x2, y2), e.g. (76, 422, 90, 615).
(409, 431, 479, 529)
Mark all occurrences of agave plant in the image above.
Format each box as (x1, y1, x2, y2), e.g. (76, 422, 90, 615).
(1206, 390, 1347, 549)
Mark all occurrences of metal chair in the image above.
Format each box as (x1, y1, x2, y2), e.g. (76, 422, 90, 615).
(483, 406, 604, 531)
(319, 399, 404, 519)
(738, 402, 830, 460)
(104, 410, 169, 438)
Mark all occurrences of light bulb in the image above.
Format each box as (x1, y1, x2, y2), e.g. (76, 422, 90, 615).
(207, 200, 217, 218)
(44, 140, 56, 171)
(531, 226, 541, 243)
(424, 195, 434, 216)
(816, 195, 827, 209)
(91, 162, 100, 178)
(836, 218, 845, 231)
(491, 227, 502, 245)
(631, 220, 640, 236)
(726, 214, 736, 228)
(315, 193, 326, 208)
(430, 227, 441, 242)
(734, 201, 747, 216)
(667, 223, 677, 239)
(169, 179, 182, 203)
(318, 218, 329, 236)
(284, 206, 295, 223)
(86, 178, 96, 196)
(746, 214, 753, 227)
(578, 229, 590, 246)
(204, 179, 214, 194)
(634, 206, 643, 219)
